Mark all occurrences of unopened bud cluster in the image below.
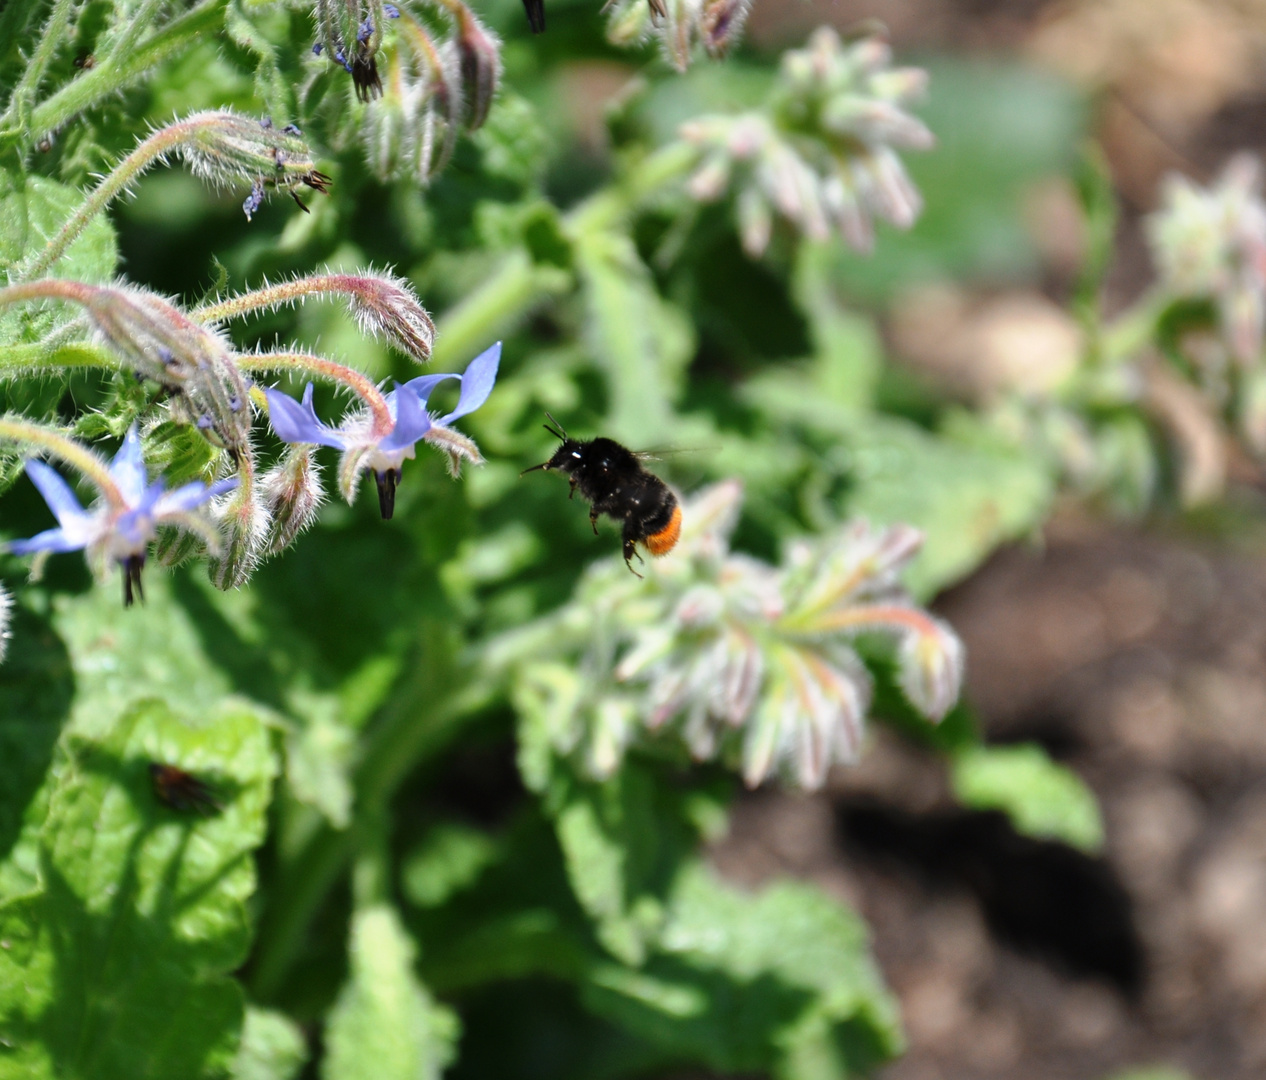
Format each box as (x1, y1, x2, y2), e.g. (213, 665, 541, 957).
(341, 0, 501, 186)
(605, 0, 752, 72)
(508, 481, 962, 791)
(680, 27, 932, 256)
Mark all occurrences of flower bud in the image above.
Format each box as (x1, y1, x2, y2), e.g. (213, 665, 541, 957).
(170, 111, 332, 215)
(315, 0, 386, 100)
(208, 485, 270, 590)
(700, 0, 750, 58)
(262, 444, 325, 553)
(452, 2, 502, 130)
(0, 583, 11, 665)
(897, 616, 965, 722)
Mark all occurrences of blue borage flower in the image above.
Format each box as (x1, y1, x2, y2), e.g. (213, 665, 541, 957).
(5, 426, 237, 606)
(265, 341, 500, 519)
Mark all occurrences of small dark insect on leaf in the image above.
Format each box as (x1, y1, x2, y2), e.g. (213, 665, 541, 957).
(149, 763, 222, 814)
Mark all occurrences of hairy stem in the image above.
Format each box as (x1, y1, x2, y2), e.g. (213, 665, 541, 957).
(25, 0, 225, 146)
(237, 350, 395, 437)
(3, 0, 77, 130)
(0, 417, 125, 508)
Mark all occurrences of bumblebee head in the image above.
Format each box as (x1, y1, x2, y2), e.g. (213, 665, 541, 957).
(522, 412, 576, 475)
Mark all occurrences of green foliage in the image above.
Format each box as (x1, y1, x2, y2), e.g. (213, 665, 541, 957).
(951, 743, 1104, 852)
(0, 696, 275, 1078)
(233, 1008, 309, 1080)
(323, 904, 459, 1080)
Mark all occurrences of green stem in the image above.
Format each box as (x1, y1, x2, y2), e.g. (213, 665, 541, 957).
(0, 416, 125, 508)
(248, 654, 488, 1000)
(0, 340, 120, 377)
(20, 112, 233, 281)
(237, 350, 395, 437)
(3, 0, 77, 130)
(98, 0, 171, 69)
(1100, 289, 1167, 366)
(430, 251, 567, 368)
(26, 0, 225, 145)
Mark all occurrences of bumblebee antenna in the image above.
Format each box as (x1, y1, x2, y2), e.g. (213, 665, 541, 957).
(543, 411, 567, 442)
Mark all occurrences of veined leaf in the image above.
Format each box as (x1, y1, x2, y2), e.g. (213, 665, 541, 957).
(0, 696, 276, 1078)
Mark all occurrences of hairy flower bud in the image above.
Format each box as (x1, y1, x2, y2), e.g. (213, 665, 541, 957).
(0, 583, 11, 665)
(208, 483, 270, 590)
(165, 111, 332, 217)
(452, 2, 502, 130)
(0, 280, 253, 457)
(315, 0, 390, 100)
(700, 0, 751, 58)
(262, 444, 325, 553)
(1149, 155, 1266, 366)
(501, 483, 964, 790)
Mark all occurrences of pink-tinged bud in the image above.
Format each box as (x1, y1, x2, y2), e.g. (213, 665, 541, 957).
(341, 271, 436, 364)
(701, 0, 751, 58)
(0, 583, 11, 665)
(262, 444, 325, 553)
(453, 2, 502, 130)
(897, 615, 965, 722)
(686, 154, 731, 202)
(0, 280, 253, 456)
(737, 187, 773, 257)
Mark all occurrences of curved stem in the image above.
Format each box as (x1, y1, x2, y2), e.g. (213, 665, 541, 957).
(0, 340, 120, 377)
(3, 0, 77, 129)
(0, 417, 125, 508)
(19, 114, 230, 281)
(237, 350, 395, 437)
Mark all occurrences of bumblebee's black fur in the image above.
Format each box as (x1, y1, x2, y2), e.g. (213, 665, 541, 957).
(525, 417, 680, 574)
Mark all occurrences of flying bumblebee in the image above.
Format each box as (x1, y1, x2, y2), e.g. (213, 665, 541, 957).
(524, 415, 681, 575)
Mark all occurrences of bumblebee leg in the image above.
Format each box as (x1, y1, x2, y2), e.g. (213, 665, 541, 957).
(623, 538, 644, 578)
(590, 508, 600, 535)
(568, 477, 577, 500)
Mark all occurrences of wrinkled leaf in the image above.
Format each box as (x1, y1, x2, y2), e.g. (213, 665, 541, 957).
(0, 696, 275, 1078)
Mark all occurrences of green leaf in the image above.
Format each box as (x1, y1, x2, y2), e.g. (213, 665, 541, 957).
(580, 862, 904, 1080)
(548, 760, 728, 966)
(0, 696, 276, 1078)
(842, 415, 1054, 597)
(322, 904, 459, 1080)
(574, 225, 695, 445)
(402, 823, 500, 909)
(951, 743, 1104, 852)
(233, 1007, 308, 1080)
(0, 175, 119, 285)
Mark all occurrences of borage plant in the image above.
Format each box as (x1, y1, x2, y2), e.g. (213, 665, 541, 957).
(0, 1, 1129, 1078)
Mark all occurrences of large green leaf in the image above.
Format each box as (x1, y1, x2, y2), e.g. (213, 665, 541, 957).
(581, 862, 904, 1080)
(322, 904, 458, 1080)
(0, 696, 275, 1078)
(951, 743, 1104, 853)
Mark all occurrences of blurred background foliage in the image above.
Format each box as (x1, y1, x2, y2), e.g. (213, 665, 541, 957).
(1, 0, 1259, 1077)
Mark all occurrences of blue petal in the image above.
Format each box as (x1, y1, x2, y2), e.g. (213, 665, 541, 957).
(155, 476, 238, 515)
(7, 526, 86, 555)
(400, 372, 459, 405)
(379, 384, 431, 452)
(441, 341, 501, 424)
(266, 384, 348, 449)
(24, 460, 89, 528)
(109, 424, 148, 505)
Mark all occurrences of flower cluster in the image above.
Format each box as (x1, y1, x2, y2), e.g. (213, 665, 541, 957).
(605, 0, 752, 72)
(506, 481, 962, 790)
(680, 27, 933, 256)
(351, 0, 502, 186)
(1149, 156, 1266, 368)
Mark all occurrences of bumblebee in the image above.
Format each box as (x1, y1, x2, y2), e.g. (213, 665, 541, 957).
(524, 416, 682, 575)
